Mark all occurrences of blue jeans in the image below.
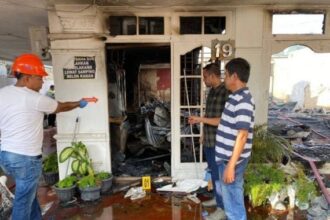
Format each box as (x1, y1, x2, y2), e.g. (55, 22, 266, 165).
(218, 159, 249, 220)
(0, 151, 42, 220)
(204, 147, 224, 209)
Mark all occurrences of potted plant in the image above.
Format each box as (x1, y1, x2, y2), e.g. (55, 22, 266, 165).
(59, 141, 94, 177)
(96, 171, 113, 194)
(59, 141, 101, 201)
(244, 125, 291, 208)
(42, 152, 59, 186)
(244, 163, 287, 207)
(251, 124, 291, 164)
(245, 125, 318, 213)
(294, 169, 317, 210)
(54, 175, 77, 203)
(77, 175, 101, 201)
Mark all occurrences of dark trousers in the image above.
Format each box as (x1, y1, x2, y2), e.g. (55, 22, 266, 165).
(204, 146, 224, 209)
(48, 114, 56, 127)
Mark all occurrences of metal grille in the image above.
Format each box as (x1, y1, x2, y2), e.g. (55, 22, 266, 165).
(179, 46, 211, 163)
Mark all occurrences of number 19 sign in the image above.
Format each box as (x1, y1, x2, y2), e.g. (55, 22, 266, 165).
(211, 39, 235, 61)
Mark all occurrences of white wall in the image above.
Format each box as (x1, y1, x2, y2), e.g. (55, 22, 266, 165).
(272, 47, 330, 109)
(264, 8, 330, 111)
(235, 7, 268, 124)
(0, 61, 15, 88)
(49, 6, 110, 179)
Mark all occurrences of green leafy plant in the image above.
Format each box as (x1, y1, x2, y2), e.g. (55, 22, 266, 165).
(56, 176, 77, 188)
(78, 175, 100, 189)
(250, 184, 282, 207)
(244, 163, 287, 207)
(43, 152, 59, 173)
(95, 171, 112, 181)
(295, 169, 317, 204)
(59, 141, 94, 176)
(245, 162, 318, 208)
(245, 125, 318, 209)
(251, 124, 291, 163)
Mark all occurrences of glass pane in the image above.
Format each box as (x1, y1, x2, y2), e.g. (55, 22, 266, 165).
(180, 17, 202, 34)
(180, 108, 201, 135)
(181, 137, 201, 162)
(180, 47, 202, 76)
(180, 47, 211, 76)
(139, 17, 164, 35)
(109, 16, 136, 35)
(272, 14, 325, 34)
(180, 78, 201, 106)
(204, 16, 226, 34)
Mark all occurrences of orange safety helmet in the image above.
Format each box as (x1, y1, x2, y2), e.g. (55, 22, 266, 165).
(11, 53, 48, 77)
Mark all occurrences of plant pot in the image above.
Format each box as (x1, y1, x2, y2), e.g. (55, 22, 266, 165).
(101, 176, 113, 194)
(295, 200, 309, 210)
(54, 184, 76, 203)
(79, 186, 101, 201)
(43, 171, 59, 186)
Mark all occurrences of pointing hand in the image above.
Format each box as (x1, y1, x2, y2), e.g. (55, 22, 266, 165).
(79, 100, 88, 108)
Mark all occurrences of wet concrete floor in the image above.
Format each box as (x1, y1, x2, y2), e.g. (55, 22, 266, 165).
(41, 187, 202, 220)
(39, 186, 308, 220)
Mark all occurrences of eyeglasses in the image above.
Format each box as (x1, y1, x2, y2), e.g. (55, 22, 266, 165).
(29, 75, 43, 81)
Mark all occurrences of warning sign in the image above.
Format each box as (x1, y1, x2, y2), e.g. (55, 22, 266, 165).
(63, 56, 96, 79)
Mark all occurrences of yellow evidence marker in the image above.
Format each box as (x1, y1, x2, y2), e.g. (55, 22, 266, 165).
(142, 176, 151, 191)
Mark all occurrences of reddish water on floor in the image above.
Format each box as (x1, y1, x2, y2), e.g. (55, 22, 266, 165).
(39, 186, 308, 220)
(42, 189, 202, 220)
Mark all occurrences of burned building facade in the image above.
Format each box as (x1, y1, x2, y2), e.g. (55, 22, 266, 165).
(48, 1, 330, 179)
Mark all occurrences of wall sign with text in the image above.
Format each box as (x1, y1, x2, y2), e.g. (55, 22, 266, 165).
(63, 56, 96, 79)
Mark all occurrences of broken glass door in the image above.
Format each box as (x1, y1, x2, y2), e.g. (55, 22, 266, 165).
(172, 43, 211, 179)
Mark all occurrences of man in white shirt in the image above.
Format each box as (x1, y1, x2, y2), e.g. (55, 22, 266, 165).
(0, 54, 88, 220)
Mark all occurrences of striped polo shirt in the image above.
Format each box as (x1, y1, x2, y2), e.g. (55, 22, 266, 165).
(215, 87, 255, 164)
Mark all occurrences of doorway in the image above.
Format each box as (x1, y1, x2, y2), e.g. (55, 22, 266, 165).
(106, 43, 171, 177)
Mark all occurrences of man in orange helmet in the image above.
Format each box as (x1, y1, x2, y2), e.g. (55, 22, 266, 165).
(0, 54, 88, 220)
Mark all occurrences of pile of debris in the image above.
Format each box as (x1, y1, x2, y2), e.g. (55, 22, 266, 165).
(268, 101, 330, 162)
(268, 101, 330, 218)
(112, 100, 171, 177)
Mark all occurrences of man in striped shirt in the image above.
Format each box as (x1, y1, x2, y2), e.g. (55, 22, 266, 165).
(215, 58, 255, 220)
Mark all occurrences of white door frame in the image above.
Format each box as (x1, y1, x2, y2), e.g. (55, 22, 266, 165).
(171, 40, 212, 180)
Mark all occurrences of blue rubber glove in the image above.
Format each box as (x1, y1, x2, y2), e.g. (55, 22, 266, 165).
(79, 100, 88, 108)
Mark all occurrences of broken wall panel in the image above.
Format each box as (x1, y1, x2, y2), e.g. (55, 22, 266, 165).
(139, 64, 171, 105)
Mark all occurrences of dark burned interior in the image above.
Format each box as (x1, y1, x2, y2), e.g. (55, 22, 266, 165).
(106, 43, 171, 177)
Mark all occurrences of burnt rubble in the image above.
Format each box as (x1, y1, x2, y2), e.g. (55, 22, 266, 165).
(112, 100, 171, 177)
(268, 101, 330, 162)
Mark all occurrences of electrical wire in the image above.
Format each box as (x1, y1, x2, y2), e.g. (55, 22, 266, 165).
(183, 68, 199, 179)
(0, 33, 28, 40)
(65, 116, 80, 177)
(98, 0, 223, 10)
(0, 0, 96, 13)
(49, 3, 95, 13)
(279, 140, 330, 205)
(0, 0, 47, 10)
(277, 115, 330, 205)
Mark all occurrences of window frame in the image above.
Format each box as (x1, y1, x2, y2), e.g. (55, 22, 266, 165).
(175, 11, 233, 37)
(271, 10, 326, 35)
(109, 15, 166, 36)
